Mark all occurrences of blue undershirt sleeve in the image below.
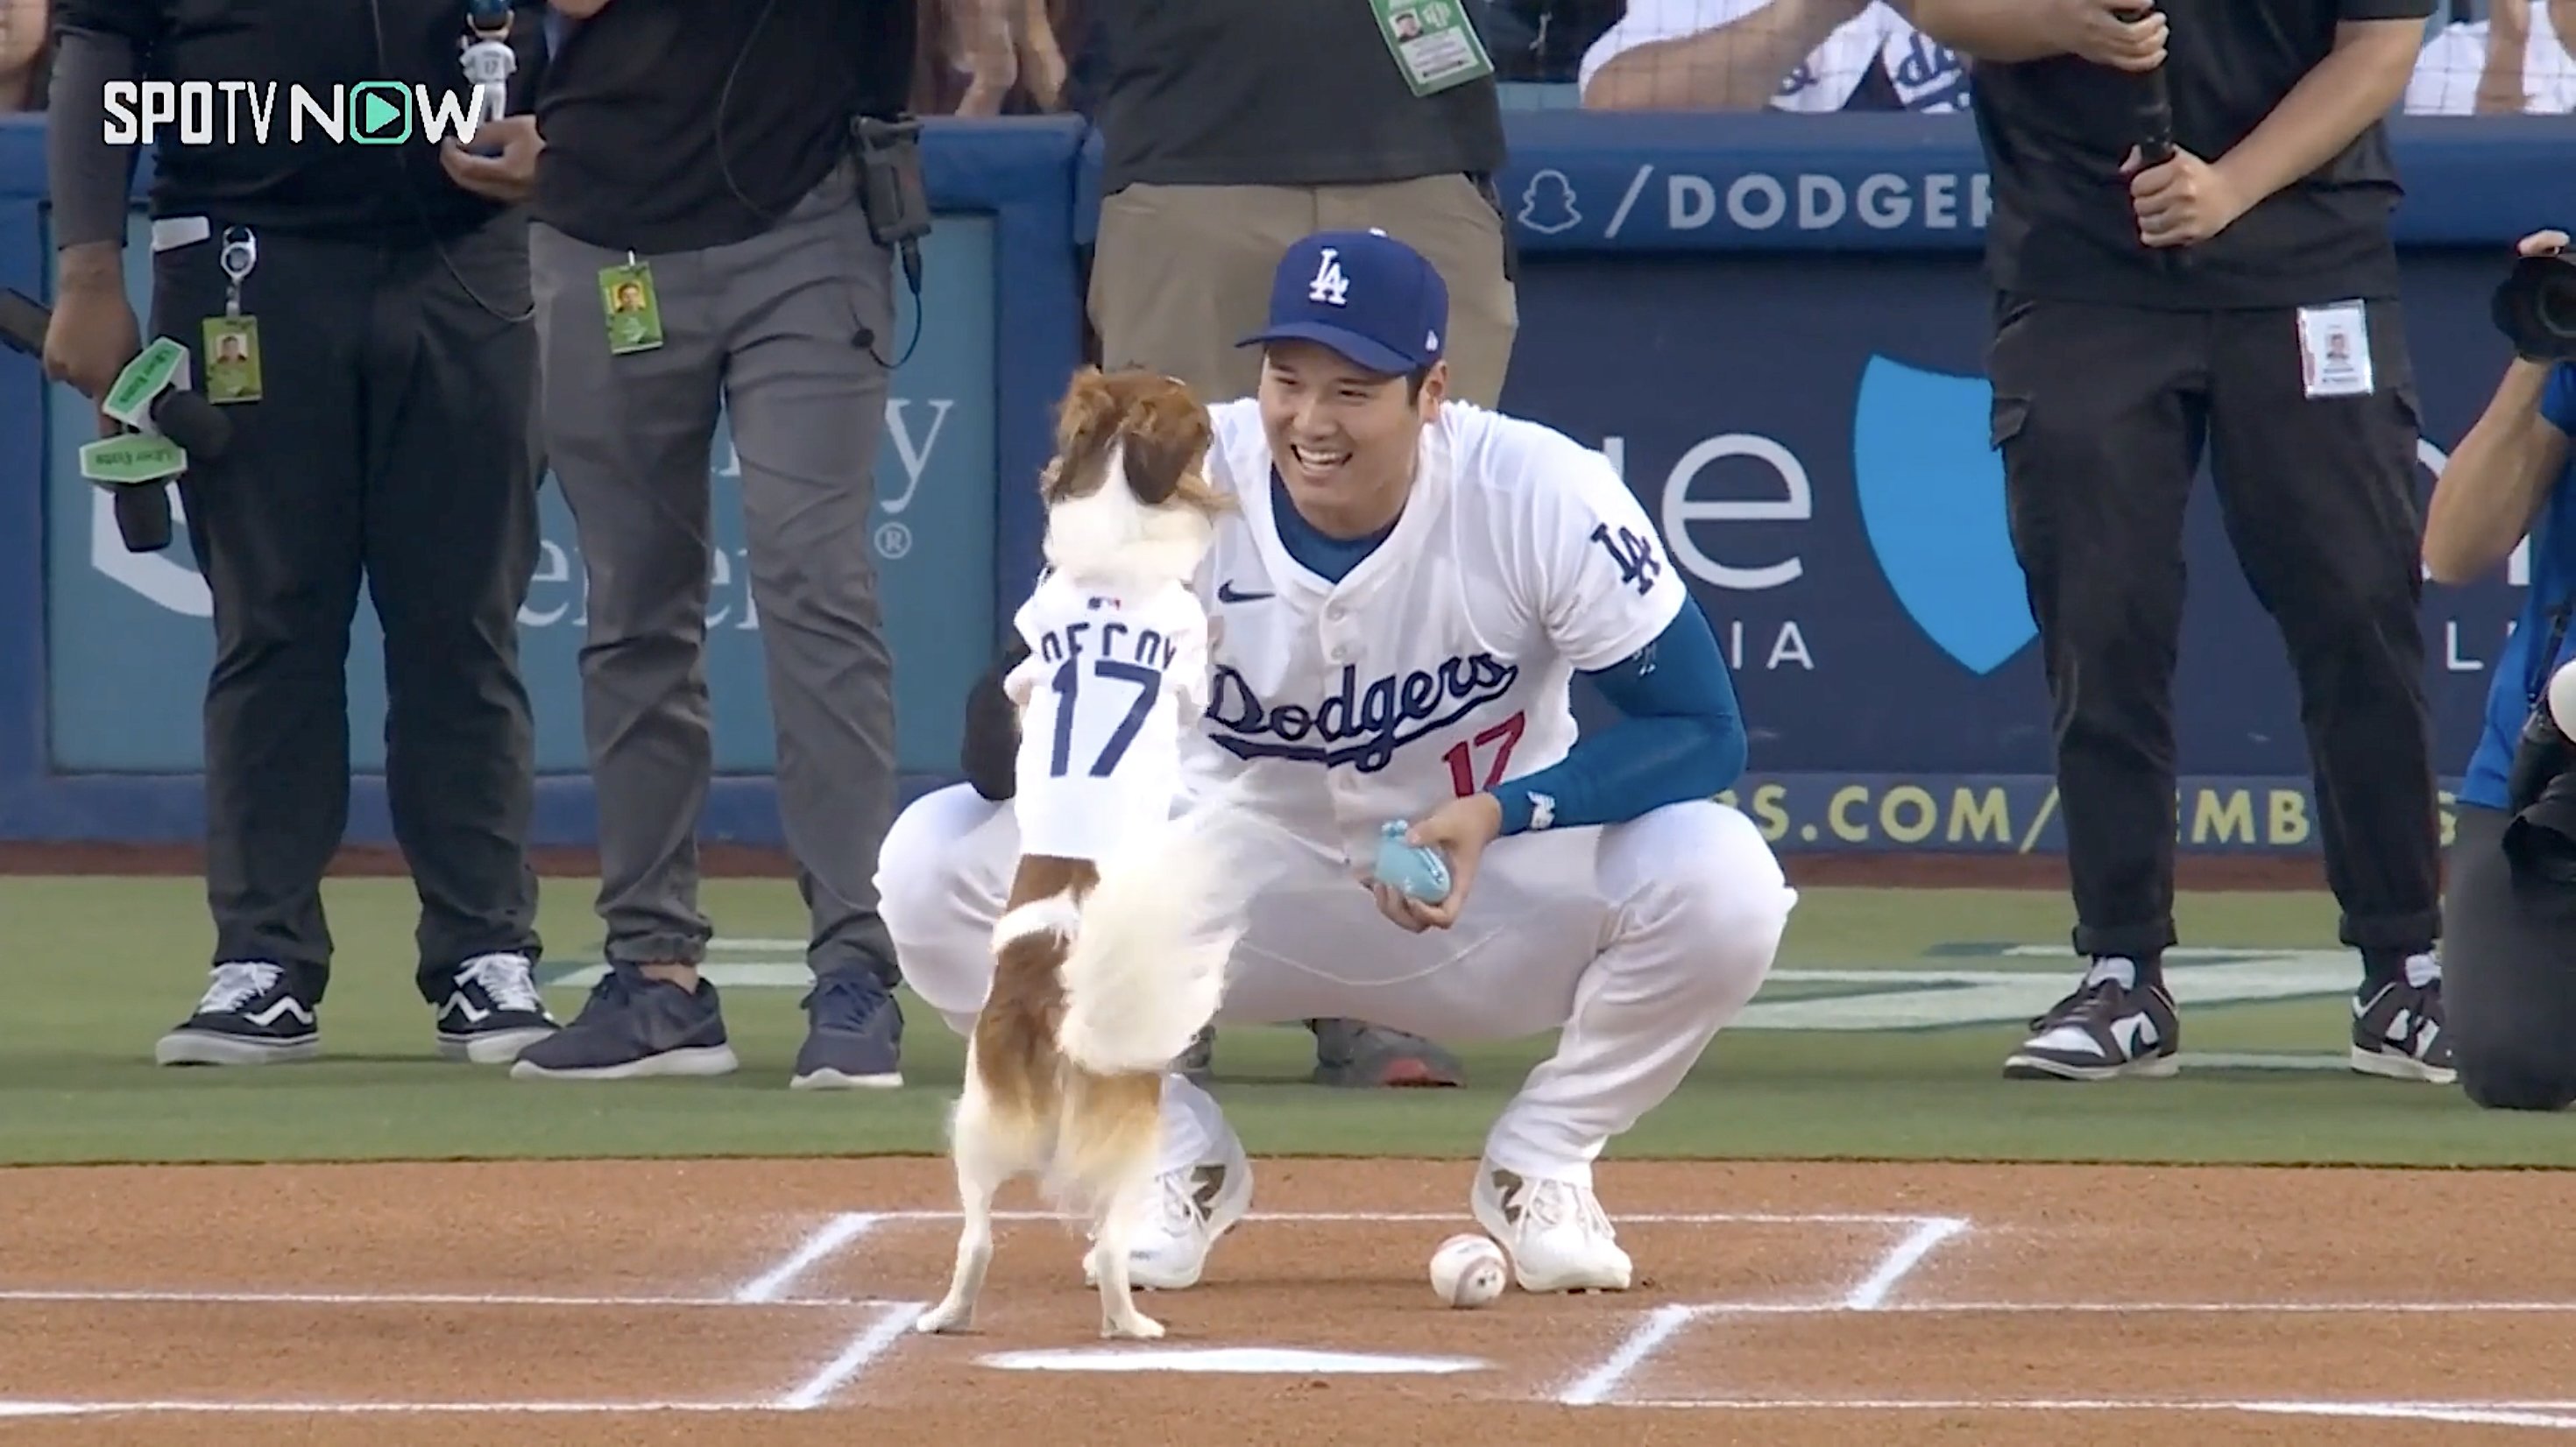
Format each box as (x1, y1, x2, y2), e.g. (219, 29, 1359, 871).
(1486, 593, 1747, 836)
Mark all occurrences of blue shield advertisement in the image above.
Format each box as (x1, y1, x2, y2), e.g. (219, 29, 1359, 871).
(1851, 355, 2030, 677)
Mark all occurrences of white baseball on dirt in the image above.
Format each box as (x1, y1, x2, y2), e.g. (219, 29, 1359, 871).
(1428, 1232, 1508, 1308)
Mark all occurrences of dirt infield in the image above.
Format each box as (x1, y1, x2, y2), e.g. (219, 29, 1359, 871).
(0, 840, 2334, 890)
(0, 1158, 2563, 1445)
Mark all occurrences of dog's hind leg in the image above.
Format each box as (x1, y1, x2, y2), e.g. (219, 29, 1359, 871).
(914, 1072, 1016, 1335)
(1072, 1076, 1167, 1341)
(1087, 1166, 1164, 1341)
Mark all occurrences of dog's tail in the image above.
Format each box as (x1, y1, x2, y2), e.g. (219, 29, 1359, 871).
(1054, 796, 1268, 1077)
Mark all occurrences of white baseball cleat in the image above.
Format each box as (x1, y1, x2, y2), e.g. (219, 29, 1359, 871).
(1471, 1164, 1633, 1294)
(1083, 1135, 1253, 1292)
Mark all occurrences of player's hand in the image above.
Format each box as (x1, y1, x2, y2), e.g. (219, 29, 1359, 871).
(2126, 146, 2252, 248)
(2051, 0, 2167, 73)
(2517, 229, 2571, 258)
(439, 116, 543, 204)
(1367, 794, 1502, 933)
(42, 276, 140, 439)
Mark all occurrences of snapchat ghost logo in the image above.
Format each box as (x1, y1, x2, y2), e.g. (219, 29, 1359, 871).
(1516, 170, 1582, 236)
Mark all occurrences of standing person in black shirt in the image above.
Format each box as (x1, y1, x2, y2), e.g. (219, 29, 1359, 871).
(477, 0, 917, 1090)
(1911, 0, 2452, 1084)
(988, 0, 1508, 1092)
(43, 0, 561, 1069)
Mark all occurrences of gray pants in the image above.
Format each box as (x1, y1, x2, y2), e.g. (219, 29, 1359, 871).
(531, 161, 901, 985)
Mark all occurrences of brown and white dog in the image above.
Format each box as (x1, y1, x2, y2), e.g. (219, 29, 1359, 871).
(912, 368, 1256, 1342)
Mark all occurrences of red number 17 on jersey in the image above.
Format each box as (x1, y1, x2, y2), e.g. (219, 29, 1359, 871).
(1444, 711, 1527, 797)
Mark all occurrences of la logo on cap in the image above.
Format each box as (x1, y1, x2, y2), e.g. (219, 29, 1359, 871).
(1308, 247, 1350, 307)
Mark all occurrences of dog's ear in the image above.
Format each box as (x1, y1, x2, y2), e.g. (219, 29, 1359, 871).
(1048, 366, 1123, 500)
(1114, 378, 1214, 506)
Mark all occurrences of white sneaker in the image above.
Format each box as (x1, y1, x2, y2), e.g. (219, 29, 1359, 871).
(1471, 1164, 1633, 1293)
(1083, 1134, 1253, 1291)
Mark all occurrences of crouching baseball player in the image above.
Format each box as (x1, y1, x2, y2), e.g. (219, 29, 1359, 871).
(876, 229, 1798, 1295)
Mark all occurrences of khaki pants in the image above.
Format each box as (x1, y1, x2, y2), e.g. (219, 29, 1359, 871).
(1087, 174, 1518, 406)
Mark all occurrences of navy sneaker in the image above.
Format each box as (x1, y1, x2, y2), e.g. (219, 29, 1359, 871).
(508, 965, 739, 1082)
(156, 961, 321, 1067)
(790, 969, 903, 1091)
(433, 952, 560, 1065)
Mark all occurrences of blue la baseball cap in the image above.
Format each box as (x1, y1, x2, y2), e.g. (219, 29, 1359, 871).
(1238, 229, 1448, 377)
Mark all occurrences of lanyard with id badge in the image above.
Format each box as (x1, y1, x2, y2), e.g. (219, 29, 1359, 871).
(1369, 0, 1494, 96)
(203, 227, 264, 405)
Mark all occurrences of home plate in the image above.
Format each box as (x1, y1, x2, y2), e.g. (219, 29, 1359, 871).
(978, 1347, 1490, 1375)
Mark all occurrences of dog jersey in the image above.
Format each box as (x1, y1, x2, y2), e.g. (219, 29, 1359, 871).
(1180, 399, 1688, 865)
(1006, 570, 1213, 863)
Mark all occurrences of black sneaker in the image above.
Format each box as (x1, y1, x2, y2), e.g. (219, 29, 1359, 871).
(2351, 958, 2456, 1084)
(155, 961, 321, 1067)
(2002, 958, 2180, 1081)
(434, 952, 560, 1065)
(789, 970, 903, 1091)
(508, 965, 739, 1081)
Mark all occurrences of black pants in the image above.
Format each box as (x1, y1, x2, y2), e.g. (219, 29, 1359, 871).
(2444, 806, 2576, 1110)
(1986, 294, 2440, 960)
(155, 215, 543, 1002)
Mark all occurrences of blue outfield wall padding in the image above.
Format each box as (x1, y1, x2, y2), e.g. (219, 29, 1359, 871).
(4, 109, 2572, 851)
(0, 115, 1083, 846)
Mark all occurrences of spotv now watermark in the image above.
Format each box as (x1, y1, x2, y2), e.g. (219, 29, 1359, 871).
(100, 81, 491, 147)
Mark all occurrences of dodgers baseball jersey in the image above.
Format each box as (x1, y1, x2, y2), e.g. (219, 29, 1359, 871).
(1007, 571, 1213, 863)
(1181, 399, 1689, 863)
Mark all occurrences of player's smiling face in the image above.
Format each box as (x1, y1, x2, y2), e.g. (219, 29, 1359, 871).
(1258, 342, 1445, 538)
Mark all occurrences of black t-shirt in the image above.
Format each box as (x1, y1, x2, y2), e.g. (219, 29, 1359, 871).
(55, 0, 548, 244)
(1969, 0, 2435, 309)
(1088, 0, 1507, 194)
(534, 0, 909, 254)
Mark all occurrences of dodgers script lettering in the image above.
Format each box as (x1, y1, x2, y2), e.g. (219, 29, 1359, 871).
(1207, 654, 1519, 773)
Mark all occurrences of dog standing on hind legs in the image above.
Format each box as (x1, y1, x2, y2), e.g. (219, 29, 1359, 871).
(914, 368, 1254, 1342)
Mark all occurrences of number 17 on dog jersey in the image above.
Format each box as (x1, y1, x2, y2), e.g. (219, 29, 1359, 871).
(1006, 575, 1212, 864)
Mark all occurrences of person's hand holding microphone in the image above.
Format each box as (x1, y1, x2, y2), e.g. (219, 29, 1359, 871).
(2049, 0, 2167, 71)
(2091, 2, 2258, 250)
(40, 264, 141, 440)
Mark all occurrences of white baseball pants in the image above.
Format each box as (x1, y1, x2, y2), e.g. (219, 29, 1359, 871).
(874, 786, 1799, 1184)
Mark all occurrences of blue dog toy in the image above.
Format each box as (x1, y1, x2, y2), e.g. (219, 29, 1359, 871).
(1372, 820, 1453, 904)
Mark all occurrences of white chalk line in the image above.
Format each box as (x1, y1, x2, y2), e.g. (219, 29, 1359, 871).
(1557, 1306, 1707, 1408)
(851, 1209, 1949, 1225)
(1842, 1215, 1969, 1311)
(0, 1288, 902, 1309)
(0, 1401, 778, 1417)
(734, 1212, 881, 1303)
(1554, 1213, 1971, 1407)
(1614, 1398, 2576, 1429)
(775, 1303, 922, 1410)
(12, 1286, 2570, 1316)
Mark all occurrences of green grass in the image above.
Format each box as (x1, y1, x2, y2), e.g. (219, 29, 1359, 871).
(1, 876, 2567, 1169)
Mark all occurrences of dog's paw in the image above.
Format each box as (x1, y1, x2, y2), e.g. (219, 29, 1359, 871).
(913, 1303, 973, 1336)
(1101, 1312, 1164, 1341)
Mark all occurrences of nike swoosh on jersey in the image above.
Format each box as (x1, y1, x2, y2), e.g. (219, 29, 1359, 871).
(1216, 582, 1274, 604)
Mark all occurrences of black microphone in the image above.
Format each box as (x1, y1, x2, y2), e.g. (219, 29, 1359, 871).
(2116, 6, 2175, 165)
(0, 287, 233, 554)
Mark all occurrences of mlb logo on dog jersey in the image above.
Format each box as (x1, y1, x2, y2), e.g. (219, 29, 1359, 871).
(1308, 250, 1351, 307)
